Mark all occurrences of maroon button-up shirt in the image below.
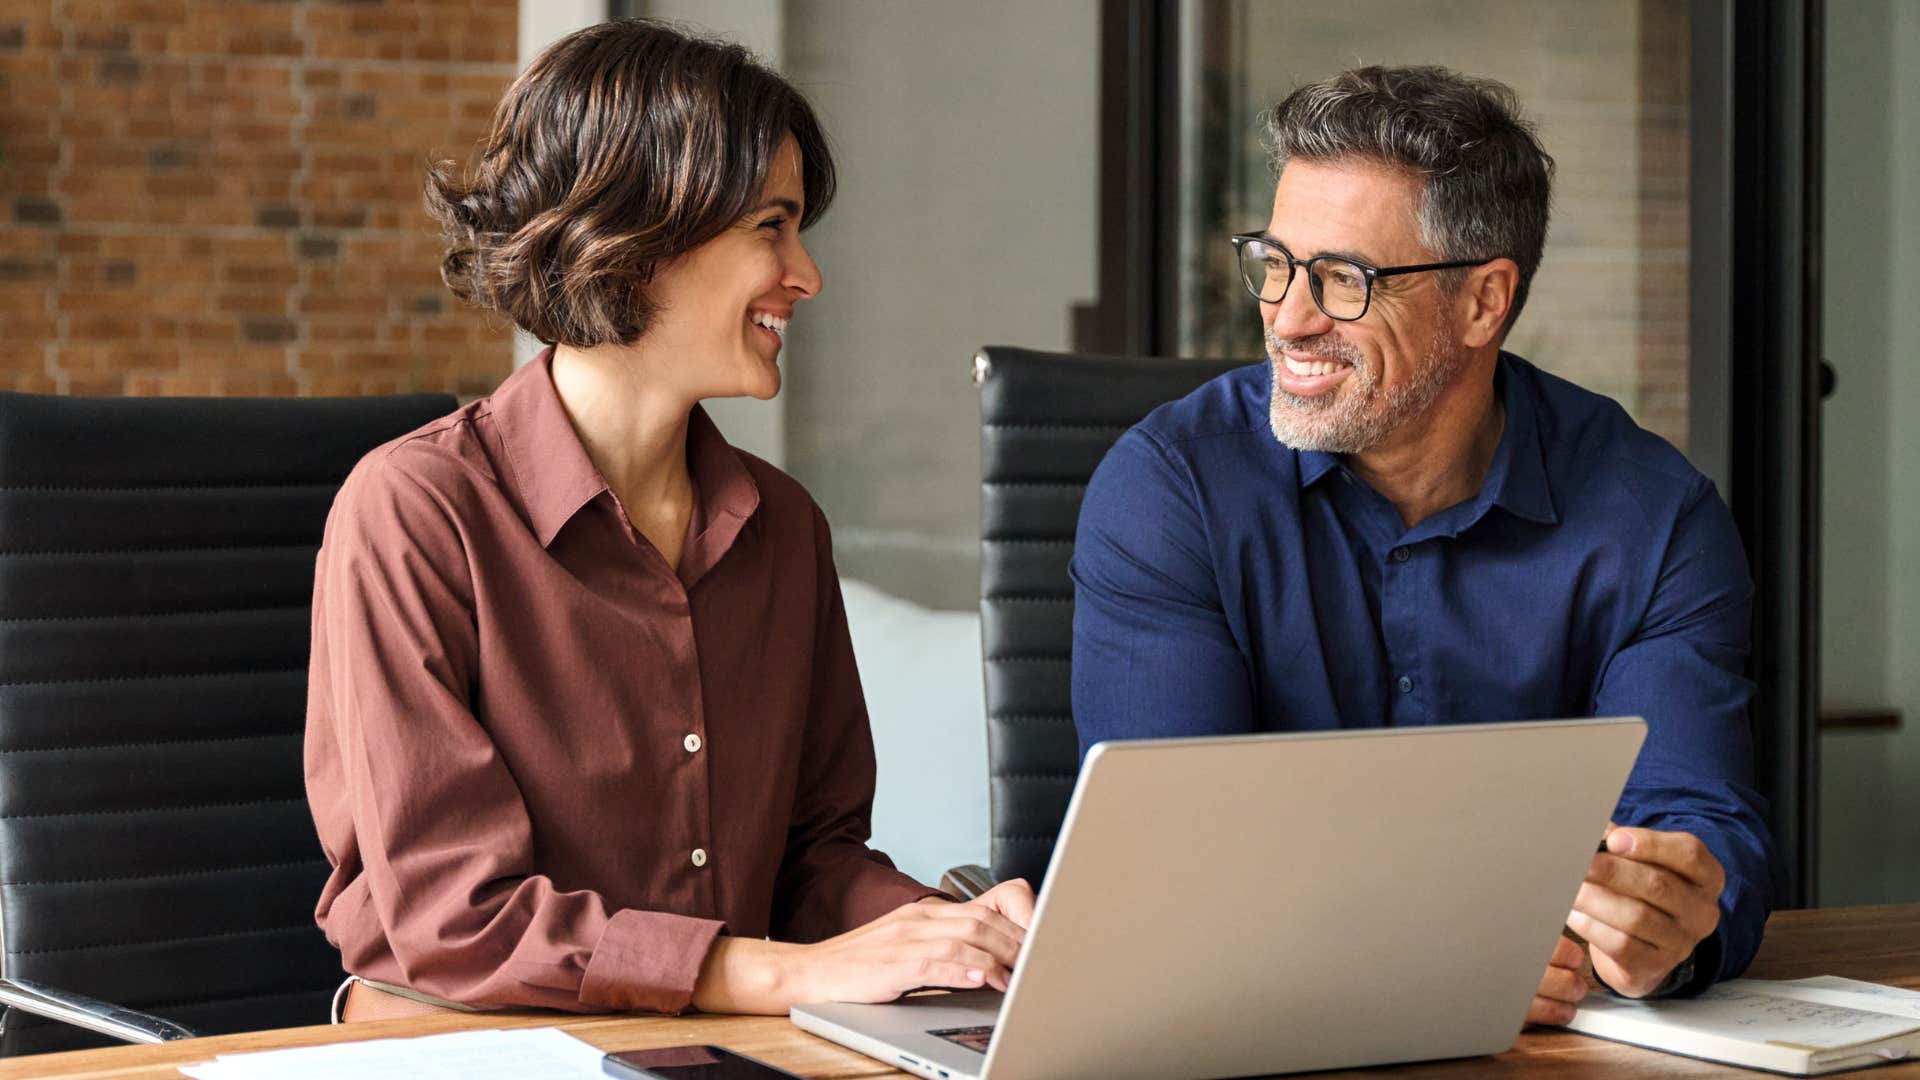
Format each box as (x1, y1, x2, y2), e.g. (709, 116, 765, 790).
(305, 351, 936, 1015)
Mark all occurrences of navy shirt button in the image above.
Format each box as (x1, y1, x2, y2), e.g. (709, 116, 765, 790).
(1391, 546, 1410, 563)
(1397, 675, 1414, 693)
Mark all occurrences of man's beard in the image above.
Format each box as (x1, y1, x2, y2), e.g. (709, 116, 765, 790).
(1264, 316, 1465, 454)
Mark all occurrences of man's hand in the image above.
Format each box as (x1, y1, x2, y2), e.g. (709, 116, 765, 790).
(1525, 934, 1588, 1026)
(1568, 824, 1724, 998)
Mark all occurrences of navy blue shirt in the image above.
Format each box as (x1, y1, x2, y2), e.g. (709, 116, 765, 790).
(1070, 353, 1772, 989)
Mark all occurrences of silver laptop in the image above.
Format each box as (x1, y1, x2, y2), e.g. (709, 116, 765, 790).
(792, 718, 1646, 1080)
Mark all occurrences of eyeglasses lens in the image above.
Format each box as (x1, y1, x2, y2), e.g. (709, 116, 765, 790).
(1237, 239, 1369, 320)
(1308, 259, 1369, 319)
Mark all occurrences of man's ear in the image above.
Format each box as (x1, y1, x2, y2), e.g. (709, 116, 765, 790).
(1457, 258, 1519, 348)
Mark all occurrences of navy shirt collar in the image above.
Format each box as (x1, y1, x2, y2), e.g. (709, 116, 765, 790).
(1293, 352, 1558, 529)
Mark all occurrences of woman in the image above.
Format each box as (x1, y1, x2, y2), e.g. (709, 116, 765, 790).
(305, 18, 1032, 1020)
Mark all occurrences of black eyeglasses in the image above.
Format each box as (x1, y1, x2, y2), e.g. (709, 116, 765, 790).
(1228, 233, 1488, 321)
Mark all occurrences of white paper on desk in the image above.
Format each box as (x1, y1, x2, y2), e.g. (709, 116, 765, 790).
(177, 1026, 605, 1080)
(1765, 976, 1920, 1017)
(1576, 983, 1919, 1051)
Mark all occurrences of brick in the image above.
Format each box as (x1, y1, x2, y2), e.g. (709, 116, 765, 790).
(222, 262, 299, 287)
(122, 1, 189, 26)
(297, 234, 341, 259)
(180, 347, 289, 375)
(0, 259, 53, 283)
(223, 30, 302, 57)
(13, 197, 61, 225)
(68, 374, 133, 395)
(73, 27, 131, 51)
(311, 206, 368, 230)
(146, 142, 199, 168)
(308, 320, 376, 344)
(215, 291, 290, 316)
(67, 313, 145, 341)
(254, 203, 301, 228)
(240, 316, 297, 343)
(146, 173, 218, 198)
(97, 54, 140, 83)
(0, 24, 25, 50)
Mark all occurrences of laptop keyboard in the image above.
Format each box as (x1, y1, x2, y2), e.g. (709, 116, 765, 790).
(928, 1025, 995, 1053)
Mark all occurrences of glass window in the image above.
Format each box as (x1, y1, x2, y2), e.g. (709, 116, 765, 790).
(626, 0, 1099, 609)
(1172, 0, 1692, 451)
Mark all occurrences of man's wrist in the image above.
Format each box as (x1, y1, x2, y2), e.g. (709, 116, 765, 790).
(1646, 950, 1698, 998)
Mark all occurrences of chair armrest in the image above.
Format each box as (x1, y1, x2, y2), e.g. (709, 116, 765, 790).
(0, 977, 200, 1044)
(939, 863, 995, 900)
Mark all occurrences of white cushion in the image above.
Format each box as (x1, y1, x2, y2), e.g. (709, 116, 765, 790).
(841, 578, 990, 888)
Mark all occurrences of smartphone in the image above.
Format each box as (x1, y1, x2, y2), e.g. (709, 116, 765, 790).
(602, 1045, 806, 1080)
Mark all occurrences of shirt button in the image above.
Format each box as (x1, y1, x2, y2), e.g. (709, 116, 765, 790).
(1398, 675, 1414, 694)
(683, 733, 702, 753)
(1391, 546, 1410, 563)
(690, 848, 708, 868)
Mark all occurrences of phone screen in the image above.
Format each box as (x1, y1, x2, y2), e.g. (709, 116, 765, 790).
(603, 1045, 801, 1080)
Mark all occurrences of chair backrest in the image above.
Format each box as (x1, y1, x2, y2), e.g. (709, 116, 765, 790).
(974, 346, 1247, 887)
(0, 391, 454, 1055)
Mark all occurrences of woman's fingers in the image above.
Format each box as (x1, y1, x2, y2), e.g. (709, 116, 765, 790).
(915, 900, 1026, 966)
(975, 878, 1037, 928)
(905, 940, 1009, 992)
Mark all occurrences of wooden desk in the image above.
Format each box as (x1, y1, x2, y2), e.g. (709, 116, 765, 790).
(4, 904, 1916, 1080)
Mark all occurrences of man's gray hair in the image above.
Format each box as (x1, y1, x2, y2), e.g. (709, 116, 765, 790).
(1264, 65, 1555, 334)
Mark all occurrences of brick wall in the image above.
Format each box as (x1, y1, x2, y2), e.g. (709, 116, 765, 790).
(0, 0, 519, 397)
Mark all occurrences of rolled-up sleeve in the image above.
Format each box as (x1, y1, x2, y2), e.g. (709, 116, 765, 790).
(769, 507, 943, 942)
(308, 460, 722, 1013)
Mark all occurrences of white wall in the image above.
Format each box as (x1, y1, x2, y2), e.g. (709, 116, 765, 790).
(1818, 0, 1920, 906)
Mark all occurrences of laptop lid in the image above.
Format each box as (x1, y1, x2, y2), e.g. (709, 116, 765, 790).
(982, 718, 1645, 1079)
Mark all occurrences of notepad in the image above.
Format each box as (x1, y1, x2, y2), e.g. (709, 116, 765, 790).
(1564, 976, 1920, 1076)
(177, 1026, 606, 1080)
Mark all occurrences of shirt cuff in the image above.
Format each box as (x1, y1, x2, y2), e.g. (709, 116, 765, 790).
(578, 909, 726, 1014)
(844, 869, 948, 929)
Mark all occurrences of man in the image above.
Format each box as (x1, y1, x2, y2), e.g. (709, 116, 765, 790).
(1070, 66, 1771, 1025)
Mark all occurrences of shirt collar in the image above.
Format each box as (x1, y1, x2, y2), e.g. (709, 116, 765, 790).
(1479, 352, 1558, 526)
(490, 349, 607, 548)
(490, 348, 762, 553)
(1297, 449, 1344, 489)
(677, 404, 760, 587)
(1289, 353, 1558, 527)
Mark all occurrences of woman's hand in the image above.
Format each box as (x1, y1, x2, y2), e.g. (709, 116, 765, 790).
(789, 880, 1035, 1004)
(691, 879, 1037, 1014)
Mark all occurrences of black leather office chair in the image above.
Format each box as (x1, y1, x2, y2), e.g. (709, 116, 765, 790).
(0, 390, 455, 1056)
(950, 346, 1246, 894)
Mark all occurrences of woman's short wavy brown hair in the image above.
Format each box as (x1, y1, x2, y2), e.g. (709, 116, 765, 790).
(424, 18, 835, 347)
